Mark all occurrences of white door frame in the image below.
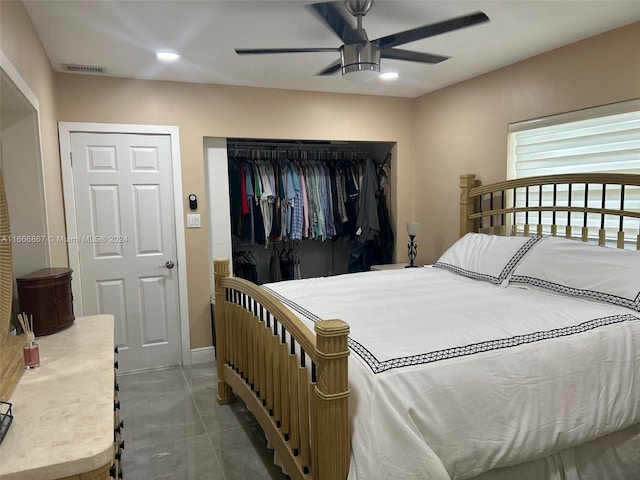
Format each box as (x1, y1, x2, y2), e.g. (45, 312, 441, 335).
(58, 122, 191, 365)
(1, 49, 51, 270)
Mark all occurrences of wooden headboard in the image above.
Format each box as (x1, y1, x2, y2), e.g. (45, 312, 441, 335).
(460, 173, 640, 249)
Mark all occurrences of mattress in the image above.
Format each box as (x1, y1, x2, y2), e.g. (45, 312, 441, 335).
(263, 266, 640, 480)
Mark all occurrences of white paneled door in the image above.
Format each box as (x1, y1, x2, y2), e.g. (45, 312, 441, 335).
(70, 132, 181, 371)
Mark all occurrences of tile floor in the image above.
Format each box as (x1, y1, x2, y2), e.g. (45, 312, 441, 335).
(118, 362, 289, 479)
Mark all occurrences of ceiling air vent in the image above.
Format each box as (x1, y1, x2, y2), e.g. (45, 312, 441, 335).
(61, 63, 107, 74)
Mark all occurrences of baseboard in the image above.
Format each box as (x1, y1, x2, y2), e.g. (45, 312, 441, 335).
(190, 346, 215, 364)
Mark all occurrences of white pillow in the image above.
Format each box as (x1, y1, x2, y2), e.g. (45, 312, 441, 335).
(433, 233, 541, 285)
(510, 235, 640, 312)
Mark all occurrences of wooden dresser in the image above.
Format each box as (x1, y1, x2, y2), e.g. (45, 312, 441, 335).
(16, 268, 75, 336)
(0, 315, 121, 480)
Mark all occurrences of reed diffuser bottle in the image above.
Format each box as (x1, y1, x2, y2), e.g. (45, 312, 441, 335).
(18, 313, 40, 369)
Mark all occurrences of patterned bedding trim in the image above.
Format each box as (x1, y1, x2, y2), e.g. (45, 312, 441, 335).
(262, 285, 638, 374)
(510, 275, 640, 312)
(433, 236, 541, 285)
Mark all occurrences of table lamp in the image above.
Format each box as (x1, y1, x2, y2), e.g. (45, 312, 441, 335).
(406, 222, 420, 268)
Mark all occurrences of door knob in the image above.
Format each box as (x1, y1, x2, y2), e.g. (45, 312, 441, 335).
(159, 260, 175, 269)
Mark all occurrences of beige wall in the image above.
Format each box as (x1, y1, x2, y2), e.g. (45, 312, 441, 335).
(0, 0, 67, 265)
(54, 76, 415, 348)
(414, 21, 640, 263)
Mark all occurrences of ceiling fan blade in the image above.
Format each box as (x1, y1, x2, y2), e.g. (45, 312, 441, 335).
(235, 48, 340, 55)
(307, 2, 365, 45)
(316, 60, 342, 76)
(375, 12, 489, 50)
(381, 48, 449, 64)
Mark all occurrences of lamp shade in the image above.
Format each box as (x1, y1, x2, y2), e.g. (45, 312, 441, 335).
(406, 222, 420, 236)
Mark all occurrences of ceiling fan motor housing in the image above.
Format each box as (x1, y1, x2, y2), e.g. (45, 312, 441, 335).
(341, 42, 381, 79)
(344, 0, 373, 17)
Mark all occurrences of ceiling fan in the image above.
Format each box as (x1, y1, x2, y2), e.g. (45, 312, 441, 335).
(235, 0, 490, 82)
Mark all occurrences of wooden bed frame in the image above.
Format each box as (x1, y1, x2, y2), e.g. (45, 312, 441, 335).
(214, 172, 640, 480)
(459, 173, 640, 247)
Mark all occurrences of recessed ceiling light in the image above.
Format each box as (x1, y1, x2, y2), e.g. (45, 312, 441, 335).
(380, 71, 399, 81)
(156, 51, 180, 62)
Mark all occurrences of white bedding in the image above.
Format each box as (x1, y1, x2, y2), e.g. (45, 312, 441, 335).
(262, 267, 640, 480)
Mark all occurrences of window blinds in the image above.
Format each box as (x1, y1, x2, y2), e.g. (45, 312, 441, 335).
(507, 102, 640, 244)
(509, 109, 640, 178)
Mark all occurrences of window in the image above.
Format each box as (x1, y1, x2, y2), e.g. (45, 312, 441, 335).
(508, 99, 640, 178)
(506, 100, 640, 244)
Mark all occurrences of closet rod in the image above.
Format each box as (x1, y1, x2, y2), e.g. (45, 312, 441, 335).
(227, 140, 365, 151)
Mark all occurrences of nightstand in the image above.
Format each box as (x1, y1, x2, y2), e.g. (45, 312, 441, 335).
(16, 268, 74, 336)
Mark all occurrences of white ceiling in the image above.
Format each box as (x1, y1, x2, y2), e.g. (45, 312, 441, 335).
(23, 0, 640, 98)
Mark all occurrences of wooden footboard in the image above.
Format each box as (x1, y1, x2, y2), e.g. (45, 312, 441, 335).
(213, 259, 350, 480)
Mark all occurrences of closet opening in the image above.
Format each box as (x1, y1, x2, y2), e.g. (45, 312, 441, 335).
(205, 137, 395, 288)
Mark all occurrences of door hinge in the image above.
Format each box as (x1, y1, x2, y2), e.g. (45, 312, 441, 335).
(69, 153, 73, 167)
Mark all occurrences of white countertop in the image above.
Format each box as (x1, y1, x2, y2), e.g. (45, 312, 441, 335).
(0, 315, 115, 480)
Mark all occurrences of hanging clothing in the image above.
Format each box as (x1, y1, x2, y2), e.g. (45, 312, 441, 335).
(252, 198, 266, 245)
(295, 163, 310, 239)
(322, 163, 336, 238)
(228, 159, 242, 240)
(344, 165, 359, 238)
(329, 164, 345, 238)
(239, 164, 249, 215)
(228, 154, 369, 244)
(348, 158, 385, 273)
(227, 146, 393, 279)
(375, 190, 394, 265)
(279, 245, 299, 281)
(353, 158, 380, 243)
(269, 244, 282, 282)
(290, 164, 304, 241)
(270, 164, 282, 240)
(258, 162, 274, 243)
(233, 249, 258, 284)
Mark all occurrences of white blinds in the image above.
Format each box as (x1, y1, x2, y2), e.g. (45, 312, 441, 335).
(509, 109, 640, 178)
(506, 102, 640, 245)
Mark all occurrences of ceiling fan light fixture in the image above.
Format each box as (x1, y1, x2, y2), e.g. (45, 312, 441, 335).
(340, 42, 380, 82)
(380, 71, 398, 81)
(342, 66, 380, 82)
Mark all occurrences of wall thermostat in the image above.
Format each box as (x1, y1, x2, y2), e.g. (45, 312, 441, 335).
(188, 194, 197, 211)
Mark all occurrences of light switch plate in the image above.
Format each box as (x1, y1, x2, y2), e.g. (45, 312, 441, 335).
(187, 213, 201, 228)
